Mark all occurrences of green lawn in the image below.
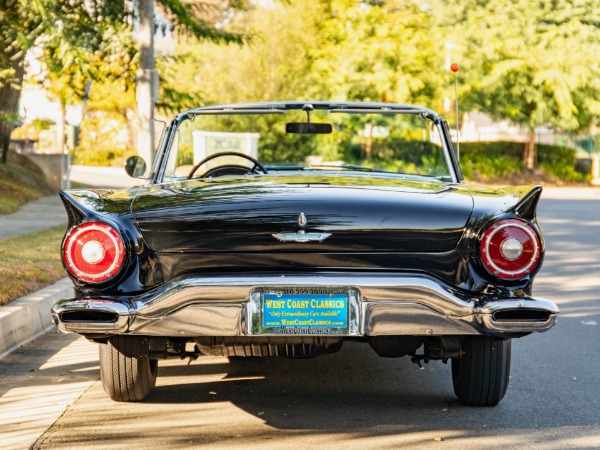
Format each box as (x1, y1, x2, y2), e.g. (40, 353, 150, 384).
(0, 156, 53, 215)
(0, 225, 67, 306)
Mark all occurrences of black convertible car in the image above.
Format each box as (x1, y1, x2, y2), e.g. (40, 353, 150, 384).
(52, 102, 558, 406)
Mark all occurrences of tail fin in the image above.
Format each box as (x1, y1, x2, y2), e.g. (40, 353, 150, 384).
(59, 190, 102, 227)
(513, 185, 543, 221)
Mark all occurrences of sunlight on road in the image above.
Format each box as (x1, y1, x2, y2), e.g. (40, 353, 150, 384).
(337, 428, 600, 450)
(0, 337, 97, 450)
(39, 339, 98, 372)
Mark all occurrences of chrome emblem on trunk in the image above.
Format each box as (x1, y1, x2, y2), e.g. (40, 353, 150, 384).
(298, 212, 307, 228)
(273, 212, 330, 243)
(272, 230, 332, 243)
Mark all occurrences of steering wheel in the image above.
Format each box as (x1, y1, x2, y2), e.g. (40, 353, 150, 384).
(187, 151, 269, 179)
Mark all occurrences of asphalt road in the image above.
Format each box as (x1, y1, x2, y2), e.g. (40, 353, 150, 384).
(2, 193, 599, 449)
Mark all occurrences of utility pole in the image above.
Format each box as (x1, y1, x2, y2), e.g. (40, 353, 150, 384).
(137, 0, 156, 171)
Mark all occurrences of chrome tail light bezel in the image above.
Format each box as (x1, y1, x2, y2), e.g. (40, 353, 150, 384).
(479, 219, 542, 280)
(63, 221, 126, 284)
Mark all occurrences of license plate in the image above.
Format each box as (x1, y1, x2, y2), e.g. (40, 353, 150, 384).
(252, 287, 353, 335)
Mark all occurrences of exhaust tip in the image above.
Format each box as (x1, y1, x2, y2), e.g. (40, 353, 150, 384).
(60, 311, 119, 323)
(492, 309, 550, 322)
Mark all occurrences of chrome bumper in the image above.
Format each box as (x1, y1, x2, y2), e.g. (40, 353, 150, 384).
(51, 273, 559, 337)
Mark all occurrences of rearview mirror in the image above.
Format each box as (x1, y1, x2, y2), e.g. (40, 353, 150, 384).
(124, 155, 147, 178)
(286, 122, 332, 134)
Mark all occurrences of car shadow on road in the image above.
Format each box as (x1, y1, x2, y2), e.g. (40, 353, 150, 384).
(143, 340, 598, 434)
(153, 342, 457, 423)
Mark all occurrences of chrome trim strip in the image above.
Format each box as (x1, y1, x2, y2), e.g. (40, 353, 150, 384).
(363, 302, 478, 336)
(132, 304, 244, 336)
(437, 121, 459, 183)
(475, 298, 559, 315)
(272, 231, 332, 243)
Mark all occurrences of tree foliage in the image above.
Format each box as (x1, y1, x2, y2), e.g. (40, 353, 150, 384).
(4, 0, 600, 173)
(444, 0, 600, 168)
(307, 0, 442, 105)
(162, 0, 445, 159)
(155, 0, 600, 170)
(178, 0, 442, 107)
(0, 0, 250, 163)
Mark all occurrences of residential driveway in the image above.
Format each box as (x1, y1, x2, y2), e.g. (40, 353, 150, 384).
(69, 165, 143, 189)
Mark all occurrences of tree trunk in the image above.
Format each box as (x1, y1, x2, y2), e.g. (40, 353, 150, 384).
(137, 0, 156, 170)
(57, 101, 66, 156)
(365, 123, 373, 160)
(57, 101, 67, 189)
(0, 53, 26, 164)
(524, 128, 537, 170)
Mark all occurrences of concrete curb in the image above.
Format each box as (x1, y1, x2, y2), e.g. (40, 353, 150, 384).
(0, 278, 73, 359)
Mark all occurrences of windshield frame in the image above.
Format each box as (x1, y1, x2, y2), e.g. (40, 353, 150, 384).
(152, 102, 462, 184)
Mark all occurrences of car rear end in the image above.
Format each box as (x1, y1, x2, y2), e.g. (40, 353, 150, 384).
(51, 102, 558, 406)
(53, 180, 557, 347)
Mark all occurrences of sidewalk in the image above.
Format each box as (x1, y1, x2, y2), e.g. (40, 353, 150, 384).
(70, 165, 142, 189)
(0, 195, 67, 240)
(2, 180, 125, 362)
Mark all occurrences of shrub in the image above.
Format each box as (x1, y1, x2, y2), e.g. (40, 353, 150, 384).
(73, 113, 135, 167)
(457, 142, 523, 180)
(349, 140, 590, 183)
(460, 155, 523, 181)
(459, 141, 589, 183)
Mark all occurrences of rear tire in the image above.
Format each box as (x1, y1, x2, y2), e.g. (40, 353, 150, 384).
(451, 336, 511, 406)
(99, 336, 158, 402)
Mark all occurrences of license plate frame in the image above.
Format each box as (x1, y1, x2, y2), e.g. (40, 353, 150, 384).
(247, 286, 360, 336)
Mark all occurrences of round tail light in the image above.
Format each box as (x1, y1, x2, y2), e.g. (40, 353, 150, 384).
(480, 219, 542, 280)
(63, 222, 125, 283)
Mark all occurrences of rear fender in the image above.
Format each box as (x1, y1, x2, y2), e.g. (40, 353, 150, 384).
(59, 189, 162, 293)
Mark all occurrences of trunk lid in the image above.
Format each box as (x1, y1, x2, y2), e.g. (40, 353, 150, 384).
(132, 175, 473, 253)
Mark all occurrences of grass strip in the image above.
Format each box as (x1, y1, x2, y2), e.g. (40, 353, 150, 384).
(0, 225, 67, 306)
(0, 160, 53, 215)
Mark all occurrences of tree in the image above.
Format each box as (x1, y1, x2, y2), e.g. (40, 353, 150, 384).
(40, 14, 137, 155)
(307, 0, 443, 158)
(164, 1, 316, 106)
(0, 0, 249, 163)
(0, 0, 44, 163)
(447, 0, 600, 169)
(0, 0, 133, 162)
(308, 0, 442, 107)
(172, 0, 443, 160)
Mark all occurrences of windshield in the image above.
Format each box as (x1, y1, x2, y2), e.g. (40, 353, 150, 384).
(162, 109, 452, 182)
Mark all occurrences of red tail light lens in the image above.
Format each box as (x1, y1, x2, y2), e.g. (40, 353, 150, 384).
(480, 219, 541, 280)
(63, 222, 125, 283)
